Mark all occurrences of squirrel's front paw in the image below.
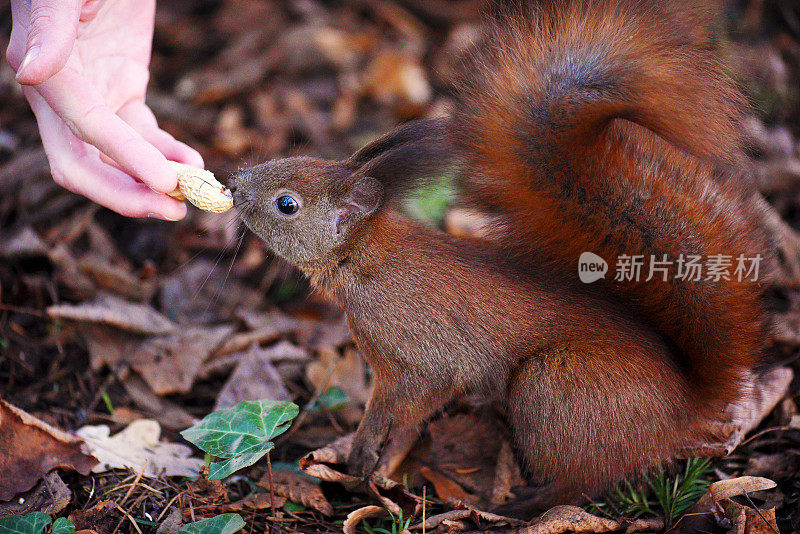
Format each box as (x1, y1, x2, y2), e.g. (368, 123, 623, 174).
(347, 444, 380, 479)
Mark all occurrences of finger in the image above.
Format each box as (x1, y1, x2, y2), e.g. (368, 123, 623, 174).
(117, 100, 205, 168)
(14, 0, 81, 85)
(24, 86, 187, 220)
(35, 68, 179, 194)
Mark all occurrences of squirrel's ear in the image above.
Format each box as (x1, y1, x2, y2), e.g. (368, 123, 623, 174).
(332, 177, 383, 240)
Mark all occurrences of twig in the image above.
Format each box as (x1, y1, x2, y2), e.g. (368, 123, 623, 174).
(119, 461, 148, 508)
(422, 485, 426, 534)
(742, 491, 779, 534)
(266, 452, 277, 519)
(112, 502, 144, 534)
(111, 462, 148, 534)
(155, 492, 184, 522)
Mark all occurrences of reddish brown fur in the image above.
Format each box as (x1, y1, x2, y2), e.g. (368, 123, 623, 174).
(453, 0, 769, 406)
(233, 0, 769, 515)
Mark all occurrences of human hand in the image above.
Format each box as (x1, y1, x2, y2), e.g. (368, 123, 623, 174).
(7, 0, 203, 220)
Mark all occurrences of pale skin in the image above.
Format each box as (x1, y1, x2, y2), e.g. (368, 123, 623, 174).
(7, 0, 203, 220)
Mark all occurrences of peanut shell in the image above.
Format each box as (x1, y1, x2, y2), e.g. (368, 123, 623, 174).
(167, 161, 233, 213)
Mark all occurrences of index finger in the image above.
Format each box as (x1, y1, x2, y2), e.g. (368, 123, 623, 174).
(35, 66, 178, 194)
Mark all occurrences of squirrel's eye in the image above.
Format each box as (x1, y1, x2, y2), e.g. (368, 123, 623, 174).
(275, 195, 299, 215)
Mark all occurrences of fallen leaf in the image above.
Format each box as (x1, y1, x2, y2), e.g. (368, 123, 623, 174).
(719, 499, 778, 534)
(419, 466, 472, 503)
(214, 342, 303, 410)
(299, 433, 417, 516)
(343, 505, 388, 534)
(155, 507, 182, 534)
(76, 419, 203, 477)
(120, 374, 197, 431)
(415, 506, 523, 531)
(0, 399, 97, 501)
(258, 468, 333, 516)
(681, 368, 793, 457)
(81, 324, 235, 394)
(518, 505, 621, 534)
(47, 294, 176, 336)
(160, 261, 260, 324)
(78, 253, 156, 301)
(0, 226, 48, 259)
(68, 501, 117, 534)
(696, 476, 777, 509)
(680, 476, 779, 533)
(195, 493, 286, 514)
(412, 413, 522, 509)
(133, 324, 235, 395)
(744, 451, 800, 479)
(0, 472, 71, 517)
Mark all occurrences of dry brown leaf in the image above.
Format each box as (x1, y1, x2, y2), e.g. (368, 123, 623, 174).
(412, 412, 522, 509)
(133, 324, 235, 395)
(680, 476, 779, 533)
(517, 505, 621, 534)
(68, 501, 117, 534)
(47, 294, 176, 335)
(213, 327, 284, 356)
(695, 476, 777, 510)
(195, 492, 287, 513)
(214, 341, 307, 410)
(299, 433, 417, 516)
(76, 419, 203, 477)
(719, 499, 778, 534)
(343, 505, 389, 534)
(680, 367, 793, 457)
(623, 517, 665, 533)
(415, 506, 523, 531)
(78, 253, 156, 301)
(121, 374, 197, 431)
(82, 324, 234, 394)
(745, 451, 800, 479)
(0, 225, 48, 259)
(258, 468, 334, 516)
(160, 260, 261, 324)
(48, 244, 96, 297)
(0, 399, 97, 501)
(420, 466, 473, 503)
(0, 471, 71, 517)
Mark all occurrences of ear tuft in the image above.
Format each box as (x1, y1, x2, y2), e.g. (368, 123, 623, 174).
(332, 177, 383, 238)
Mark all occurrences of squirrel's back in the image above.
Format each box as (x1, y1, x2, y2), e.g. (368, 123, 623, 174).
(452, 0, 769, 407)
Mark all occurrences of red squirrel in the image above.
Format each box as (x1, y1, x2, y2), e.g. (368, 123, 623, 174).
(232, 0, 769, 512)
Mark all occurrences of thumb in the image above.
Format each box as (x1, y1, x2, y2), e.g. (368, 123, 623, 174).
(14, 0, 81, 86)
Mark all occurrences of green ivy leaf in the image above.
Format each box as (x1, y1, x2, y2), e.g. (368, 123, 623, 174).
(180, 399, 298, 480)
(50, 518, 75, 534)
(175, 513, 246, 534)
(0, 512, 51, 534)
(208, 441, 274, 480)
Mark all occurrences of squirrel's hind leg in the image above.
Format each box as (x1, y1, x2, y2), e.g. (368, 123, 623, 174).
(503, 345, 702, 515)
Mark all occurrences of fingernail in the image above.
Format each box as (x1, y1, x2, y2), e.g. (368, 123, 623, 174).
(148, 212, 181, 222)
(15, 45, 41, 81)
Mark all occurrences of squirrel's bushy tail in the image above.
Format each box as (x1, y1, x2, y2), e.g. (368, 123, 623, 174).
(453, 0, 768, 405)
